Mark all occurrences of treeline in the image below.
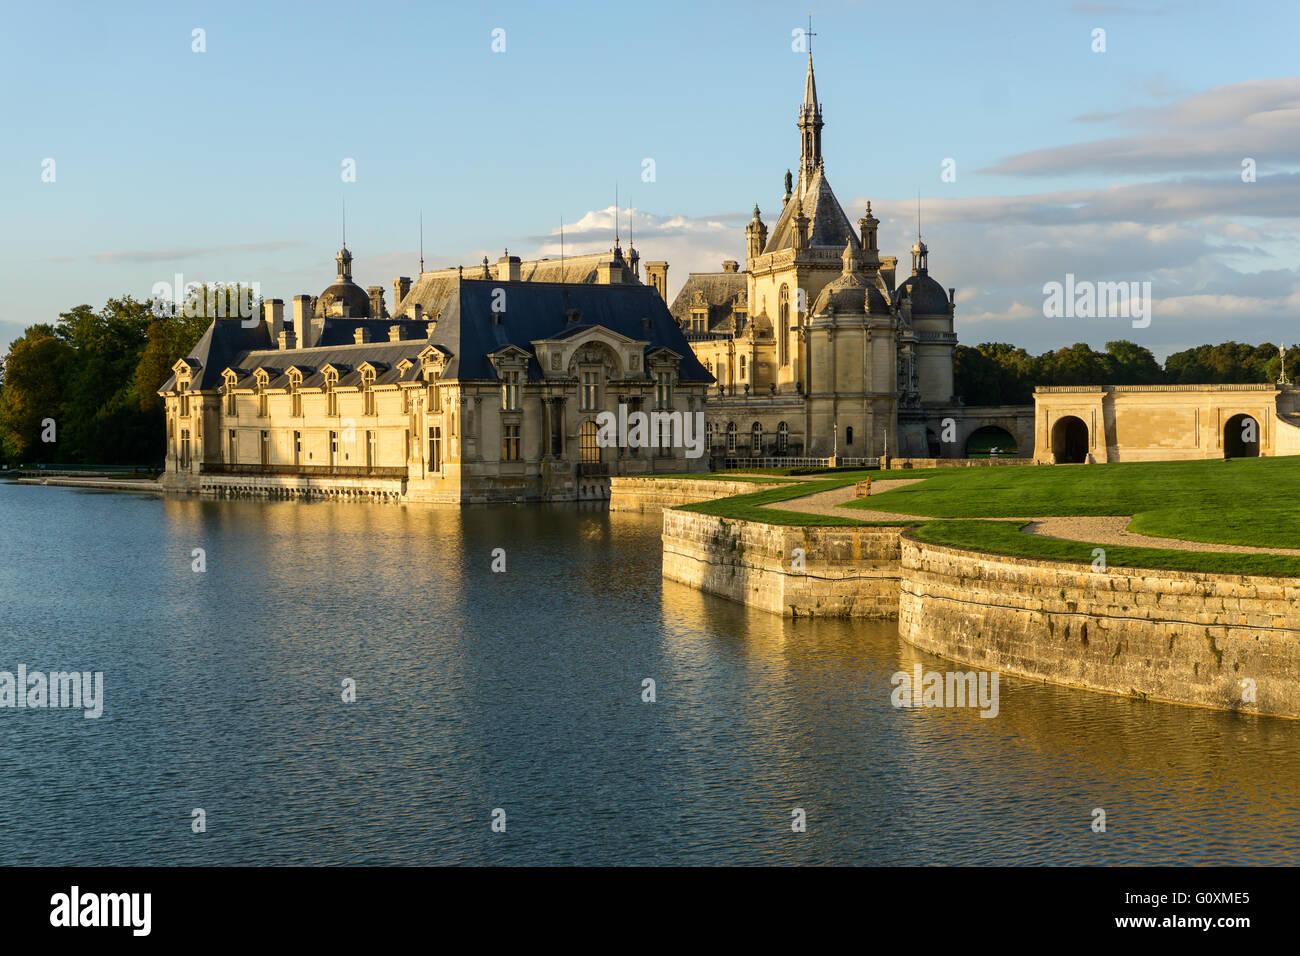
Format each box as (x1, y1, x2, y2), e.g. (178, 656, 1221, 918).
(955, 340, 1298, 406)
(0, 296, 216, 465)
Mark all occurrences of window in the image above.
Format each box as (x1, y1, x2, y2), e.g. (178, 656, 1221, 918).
(366, 430, 377, 469)
(225, 383, 237, 416)
(740, 355, 746, 379)
(707, 421, 715, 450)
(290, 377, 302, 418)
(178, 380, 190, 418)
(329, 430, 338, 467)
(726, 422, 737, 453)
(654, 370, 672, 410)
(845, 426, 854, 446)
(180, 428, 191, 467)
(579, 420, 600, 463)
(428, 426, 442, 472)
(501, 369, 521, 411)
(325, 371, 338, 417)
(779, 284, 790, 367)
(228, 430, 237, 463)
(777, 421, 789, 454)
(751, 422, 762, 454)
(581, 371, 599, 411)
(255, 377, 267, 418)
(401, 388, 410, 415)
(293, 431, 301, 466)
(427, 384, 441, 413)
(260, 430, 270, 467)
(502, 423, 520, 461)
(658, 417, 673, 458)
(362, 369, 376, 416)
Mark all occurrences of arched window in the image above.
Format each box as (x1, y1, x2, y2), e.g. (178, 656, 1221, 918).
(777, 421, 789, 454)
(751, 422, 763, 454)
(706, 421, 716, 449)
(726, 422, 737, 453)
(779, 284, 790, 367)
(845, 426, 854, 446)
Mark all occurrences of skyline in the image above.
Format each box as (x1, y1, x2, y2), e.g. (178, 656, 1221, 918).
(4, 0, 1299, 361)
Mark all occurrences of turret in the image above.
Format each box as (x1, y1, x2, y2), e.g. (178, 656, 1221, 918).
(745, 204, 768, 260)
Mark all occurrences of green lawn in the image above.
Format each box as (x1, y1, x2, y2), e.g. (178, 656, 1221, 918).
(847, 456, 1300, 551)
(677, 471, 923, 527)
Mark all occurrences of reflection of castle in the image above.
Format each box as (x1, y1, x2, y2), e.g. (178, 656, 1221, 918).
(667, 49, 972, 459)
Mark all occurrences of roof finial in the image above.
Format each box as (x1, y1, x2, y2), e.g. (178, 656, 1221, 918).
(342, 196, 346, 248)
(614, 182, 620, 249)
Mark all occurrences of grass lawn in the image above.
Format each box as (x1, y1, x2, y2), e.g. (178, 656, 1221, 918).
(845, 456, 1300, 551)
(676, 471, 923, 527)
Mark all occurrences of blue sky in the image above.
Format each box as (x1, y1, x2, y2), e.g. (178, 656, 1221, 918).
(3, 0, 1299, 359)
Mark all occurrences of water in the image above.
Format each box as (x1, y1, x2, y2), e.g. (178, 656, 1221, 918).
(1, 481, 1297, 865)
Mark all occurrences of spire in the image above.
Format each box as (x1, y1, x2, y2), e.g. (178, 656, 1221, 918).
(797, 20, 823, 179)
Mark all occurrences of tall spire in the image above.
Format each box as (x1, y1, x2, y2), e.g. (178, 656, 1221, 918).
(797, 15, 823, 178)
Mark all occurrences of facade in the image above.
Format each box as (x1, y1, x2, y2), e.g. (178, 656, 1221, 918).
(159, 253, 712, 503)
(669, 50, 977, 461)
(1034, 384, 1300, 462)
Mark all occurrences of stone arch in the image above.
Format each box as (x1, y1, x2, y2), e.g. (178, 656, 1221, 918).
(965, 425, 1017, 458)
(1051, 415, 1089, 463)
(1224, 413, 1260, 458)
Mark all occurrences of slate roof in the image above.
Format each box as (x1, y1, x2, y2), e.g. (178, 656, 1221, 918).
(763, 165, 859, 253)
(896, 272, 951, 315)
(398, 252, 614, 317)
(668, 271, 748, 332)
(161, 279, 713, 394)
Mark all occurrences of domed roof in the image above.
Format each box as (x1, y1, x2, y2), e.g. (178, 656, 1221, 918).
(896, 273, 950, 315)
(812, 241, 892, 315)
(317, 280, 371, 318)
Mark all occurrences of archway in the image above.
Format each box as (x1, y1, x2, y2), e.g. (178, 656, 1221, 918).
(1224, 413, 1260, 458)
(1050, 416, 1088, 463)
(964, 425, 1017, 459)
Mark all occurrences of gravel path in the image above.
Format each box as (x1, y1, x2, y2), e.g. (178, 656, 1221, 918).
(761, 477, 1300, 555)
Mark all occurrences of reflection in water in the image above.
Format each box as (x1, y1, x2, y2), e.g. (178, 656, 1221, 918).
(0, 483, 1297, 864)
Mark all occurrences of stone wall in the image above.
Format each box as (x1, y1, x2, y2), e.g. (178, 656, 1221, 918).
(662, 508, 903, 618)
(196, 473, 406, 502)
(898, 533, 1300, 718)
(610, 477, 789, 513)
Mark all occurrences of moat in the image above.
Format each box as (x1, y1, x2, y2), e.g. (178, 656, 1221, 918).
(2, 481, 1298, 865)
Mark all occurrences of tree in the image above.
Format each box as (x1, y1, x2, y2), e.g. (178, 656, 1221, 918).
(0, 325, 75, 461)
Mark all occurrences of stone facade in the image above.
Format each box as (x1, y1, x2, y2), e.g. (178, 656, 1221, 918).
(1034, 384, 1300, 463)
(609, 477, 791, 513)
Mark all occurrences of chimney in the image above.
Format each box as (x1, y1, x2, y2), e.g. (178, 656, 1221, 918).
(721, 260, 739, 274)
(411, 304, 424, 323)
(368, 286, 386, 319)
(389, 325, 403, 342)
(645, 262, 668, 302)
(498, 252, 521, 282)
(393, 276, 411, 310)
(425, 321, 436, 338)
(354, 328, 371, 344)
(278, 330, 296, 350)
(263, 299, 284, 341)
(293, 295, 314, 349)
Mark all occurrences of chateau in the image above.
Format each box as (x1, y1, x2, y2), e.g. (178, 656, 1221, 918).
(158, 245, 712, 503)
(668, 50, 991, 461)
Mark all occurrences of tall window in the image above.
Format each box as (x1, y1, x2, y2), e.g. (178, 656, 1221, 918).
(658, 417, 673, 458)
(225, 383, 237, 416)
(726, 422, 737, 453)
(290, 378, 302, 418)
(362, 369, 376, 416)
(293, 431, 301, 465)
(180, 428, 191, 467)
(260, 430, 270, 467)
(654, 370, 672, 410)
(751, 422, 763, 454)
(428, 426, 442, 472)
(178, 380, 190, 418)
(845, 426, 854, 446)
(501, 370, 521, 411)
(777, 421, 789, 454)
(427, 381, 441, 412)
(325, 371, 338, 417)
(401, 388, 410, 415)
(581, 371, 599, 411)
(329, 430, 338, 467)
(228, 430, 237, 463)
(502, 423, 521, 461)
(579, 420, 600, 463)
(366, 430, 376, 468)
(739, 355, 746, 379)
(256, 379, 267, 418)
(779, 285, 790, 368)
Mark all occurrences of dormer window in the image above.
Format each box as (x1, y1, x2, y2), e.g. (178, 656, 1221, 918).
(655, 370, 673, 410)
(254, 372, 268, 418)
(178, 377, 191, 418)
(500, 369, 521, 411)
(324, 369, 339, 417)
(223, 372, 238, 416)
(361, 368, 376, 416)
(581, 370, 599, 411)
(289, 370, 303, 418)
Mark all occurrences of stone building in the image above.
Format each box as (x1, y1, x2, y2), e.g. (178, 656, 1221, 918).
(667, 49, 974, 461)
(158, 244, 712, 503)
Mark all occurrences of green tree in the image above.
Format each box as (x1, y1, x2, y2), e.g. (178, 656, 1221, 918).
(0, 325, 75, 461)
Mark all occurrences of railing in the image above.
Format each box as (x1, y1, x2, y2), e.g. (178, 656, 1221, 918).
(720, 456, 882, 470)
(200, 463, 407, 479)
(6, 463, 162, 478)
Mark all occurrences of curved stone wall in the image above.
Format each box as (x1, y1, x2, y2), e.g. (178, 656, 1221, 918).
(898, 533, 1300, 717)
(611, 477, 790, 513)
(662, 508, 903, 618)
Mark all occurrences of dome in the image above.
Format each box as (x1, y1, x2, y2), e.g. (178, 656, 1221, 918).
(896, 273, 950, 315)
(813, 240, 891, 315)
(317, 280, 371, 318)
